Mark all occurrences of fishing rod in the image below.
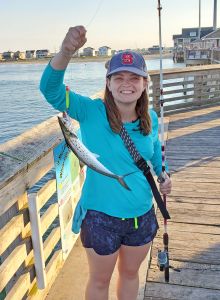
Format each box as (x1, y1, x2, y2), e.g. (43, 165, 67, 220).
(156, 0, 170, 283)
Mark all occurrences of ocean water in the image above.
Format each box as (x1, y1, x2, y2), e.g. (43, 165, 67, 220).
(0, 58, 184, 144)
(0, 58, 184, 247)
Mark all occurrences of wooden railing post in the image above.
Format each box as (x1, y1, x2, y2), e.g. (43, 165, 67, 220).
(28, 193, 47, 290)
(150, 74, 160, 114)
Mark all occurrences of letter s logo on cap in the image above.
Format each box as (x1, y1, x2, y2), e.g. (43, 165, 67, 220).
(122, 53, 133, 65)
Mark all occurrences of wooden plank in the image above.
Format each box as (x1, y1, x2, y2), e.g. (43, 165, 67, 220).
(0, 116, 60, 186)
(167, 202, 220, 212)
(0, 244, 27, 291)
(156, 226, 220, 242)
(168, 160, 220, 168)
(170, 163, 220, 171)
(0, 214, 24, 255)
(148, 258, 220, 290)
(27, 250, 63, 300)
(170, 183, 220, 193)
(156, 220, 220, 235)
(168, 118, 220, 132)
(0, 150, 54, 216)
(171, 171, 220, 178)
(41, 203, 59, 236)
(168, 105, 220, 121)
(43, 227, 61, 261)
(163, 209, 220, 225)
(153, 236, 220, 255)
(167, 190, 220, 199)
(166, 195, 220, 205)
(169, 160, 220, 167)
(151, 247, 220, 265)
(164, 99, 220, 112)
(149, 63, 220, 77)
(171, 176, 220, 183)
(5, 272, 30, 300)
(28, 193, 47, 289)
(153, 77, 220, 89)
(168, 151, 220, 158)
(37, 179, 56, 210)
(145, 281, 220, 300)
(168, 140, 220, 145)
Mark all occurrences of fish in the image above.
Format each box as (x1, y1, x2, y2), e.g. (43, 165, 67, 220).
(57, 112, 132, 190)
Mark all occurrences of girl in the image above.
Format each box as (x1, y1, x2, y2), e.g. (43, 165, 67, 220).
(40, 26, 171, 300)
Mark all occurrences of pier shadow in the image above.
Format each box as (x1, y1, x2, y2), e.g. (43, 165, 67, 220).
(167, 108, 220, 131)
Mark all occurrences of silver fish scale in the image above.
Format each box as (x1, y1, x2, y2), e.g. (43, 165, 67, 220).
(71, 136, 115, 176)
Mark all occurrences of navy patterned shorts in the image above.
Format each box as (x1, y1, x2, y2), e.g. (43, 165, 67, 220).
(80, 205, 159, 255)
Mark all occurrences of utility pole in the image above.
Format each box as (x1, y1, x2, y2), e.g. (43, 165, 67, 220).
(213, 0, 217, 30)
(198, 0, 201, 39)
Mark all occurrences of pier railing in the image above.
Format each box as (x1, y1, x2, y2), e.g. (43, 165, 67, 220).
(0, 117, 82, 300)
(149, 63, 220, 113)
(212, 49, 220, 64)
(0, 64, 220, 300)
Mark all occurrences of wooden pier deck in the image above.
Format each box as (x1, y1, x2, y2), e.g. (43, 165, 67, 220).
(145, 104, 220, 300)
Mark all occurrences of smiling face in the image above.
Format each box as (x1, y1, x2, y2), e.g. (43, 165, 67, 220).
(106, 71, 148, 107)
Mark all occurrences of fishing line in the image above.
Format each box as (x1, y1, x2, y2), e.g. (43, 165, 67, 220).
(69, 0, 104, 92)
(86, 0, 105, 28)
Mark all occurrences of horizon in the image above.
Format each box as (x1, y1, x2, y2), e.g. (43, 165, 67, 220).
(0, 0, 219, 53)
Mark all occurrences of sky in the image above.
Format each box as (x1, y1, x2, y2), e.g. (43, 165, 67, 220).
(0, 0, 219, 53)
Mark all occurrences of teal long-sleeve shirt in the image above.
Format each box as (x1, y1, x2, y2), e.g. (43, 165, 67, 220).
(40, 63, 167, 218)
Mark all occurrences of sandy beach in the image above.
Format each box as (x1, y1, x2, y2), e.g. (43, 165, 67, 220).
(0, 52, 173, 64)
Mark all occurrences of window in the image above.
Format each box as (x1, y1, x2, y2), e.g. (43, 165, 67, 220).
(190, 32, 197, 37)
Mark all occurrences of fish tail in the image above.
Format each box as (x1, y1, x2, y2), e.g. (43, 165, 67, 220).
(118, 171, 136, 191)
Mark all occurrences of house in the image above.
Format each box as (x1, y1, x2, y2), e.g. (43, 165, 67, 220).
(36, 49, 50, 59)
(26, 50, 36, 59)
(98, 46, 111, 56)
(173, 27, 214, 48)
(83, 47, 96, 56)
(0, 53, 3, 61)
(2, 51, 14, 60)
(148, 45, 164, 54)
(14, 51, 26, 60)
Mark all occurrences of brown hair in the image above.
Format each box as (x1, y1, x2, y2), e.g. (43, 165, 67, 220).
(104, 85, 151, 135)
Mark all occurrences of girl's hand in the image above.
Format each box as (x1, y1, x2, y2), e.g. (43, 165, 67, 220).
(159, 172, 172, 195)
(61, 26, 87, 58)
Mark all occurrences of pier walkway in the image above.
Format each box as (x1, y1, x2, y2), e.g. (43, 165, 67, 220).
(45, 104, 220, 300)
(145, 104, 220, 299)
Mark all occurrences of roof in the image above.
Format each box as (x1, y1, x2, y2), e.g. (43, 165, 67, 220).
(202, 28, 220, 40)
(173, 34, 182, 39)
(173, 27, 214, 40)
(84, 47, 95, 50)
(99, 46, 111, 49)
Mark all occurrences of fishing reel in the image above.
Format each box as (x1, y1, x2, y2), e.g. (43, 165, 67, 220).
(157, 249, 169, 282)
(157, 249, 169, 271)
(157, 232, 169, 282)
